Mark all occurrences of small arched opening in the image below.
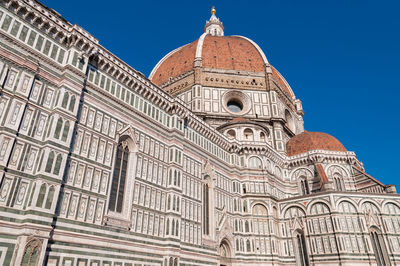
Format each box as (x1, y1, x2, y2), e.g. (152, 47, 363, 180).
(226, 129, 236, 140)
(243, 128, 254, 141)
(219, 239, 233, 266)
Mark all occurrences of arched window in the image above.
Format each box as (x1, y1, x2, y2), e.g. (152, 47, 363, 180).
(54, 117, 63, 139)
(294, 229, 309, 266)
(45, 186, 54, 209)
(248, 156, 263, 169)
(21, 239, 41, 266)
(45, 151, 54, 173)
(300, 177, 310, 195)
(53, 154, 62, 175)
(174, 258, 178, 266)
(260, 132, 266, 142)
(246, 239, 251, 252)
(36, 184, 46, 207)
(61, 91, 69, 108)
(175, 220, 179, 236)
(252, 204, 268, 216)
(168, 170, 172, 185)
(203, 180, 210, 235)
(166, 219, 170, 235)
(169, 257, 173, 266)
(243, 128, 254, 141)
(245, 221, 250, 232)
(174, 170, 177, 186)
(108, 138, 130, 213)
(227, 129, 236, 140)
(69, 95, 76, 112)
(333, 173, 344, 191)
(370, 227, 390, 266)
(167, 195, 171, 210)
(61, 121, 70, 142)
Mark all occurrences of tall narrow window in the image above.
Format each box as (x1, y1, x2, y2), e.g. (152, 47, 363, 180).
(334, 174, 344, 191)
(295, 230, 309, 266)
(203, 182, 209, 235)
(53, 154, 62, 175)
(61, 121, 70, 142)
(69, 95, 76, 112)
(61, 92, 69, 108)
(370, 227, 390, 266)
(300, 177, 310, 195)
(54, 117, 63, 139)
(36, 184, 46, 207)
(21, 239, 41, 266)
(108, 139, 130, 213)
(45, 152, 54, 173)
(45, 186, 54, 209)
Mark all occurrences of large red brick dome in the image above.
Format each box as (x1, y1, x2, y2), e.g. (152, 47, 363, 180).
(286, 131, 347, 156)
(149, 34, 294, 97)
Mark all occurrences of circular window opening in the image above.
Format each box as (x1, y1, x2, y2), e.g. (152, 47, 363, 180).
(227, 99, 243, 113)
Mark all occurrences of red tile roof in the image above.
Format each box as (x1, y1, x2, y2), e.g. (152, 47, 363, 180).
(151, 35, 266, 86)
(286, 131, 347, 156)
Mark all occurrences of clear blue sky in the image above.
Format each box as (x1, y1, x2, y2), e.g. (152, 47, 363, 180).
(41, 0, 400, 188)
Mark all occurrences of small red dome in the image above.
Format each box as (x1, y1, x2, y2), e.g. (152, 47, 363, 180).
(286, 131, 346, 156)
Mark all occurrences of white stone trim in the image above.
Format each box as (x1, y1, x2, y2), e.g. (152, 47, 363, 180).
(195, 33, 208, 59)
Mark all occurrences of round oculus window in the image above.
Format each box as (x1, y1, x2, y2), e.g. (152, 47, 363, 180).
(227, 99, 243, 113)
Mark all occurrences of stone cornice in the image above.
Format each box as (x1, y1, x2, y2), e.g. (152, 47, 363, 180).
(287, 149, 362, 168)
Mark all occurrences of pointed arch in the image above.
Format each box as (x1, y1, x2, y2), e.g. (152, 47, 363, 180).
(360, 200, 381, 215)
(369, 226, 390, 266)
(53, 154, 62, 175)
(68, 95, 76, 112)
(299, 176, 310, 195)
(36, 183, 47, 208)
(61, 91, 69, 108)
(248, 156, 263, 169)
(203, 182, 210, 235)
(21, 238, 41, 266)
(45, 186, 55, 209)
(220, 238, 233, 258)
(61, 121, 70, 141)
(54, 117, 63, 139)
(294, 229, 309, 266)
(45, 151, 54, 173)
(108, 136, 131, 213)
(252, 203, 268, 216)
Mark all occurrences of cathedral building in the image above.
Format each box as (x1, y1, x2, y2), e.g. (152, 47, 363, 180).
(0, 1, 399, 265)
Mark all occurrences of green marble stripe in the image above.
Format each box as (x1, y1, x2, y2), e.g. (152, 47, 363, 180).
(52, 222, 215, 255)
(49, 246, 162, 264)
(0, 234, 18, 240)
(69, 153, 112, 171)
(62, 184, 107, 199)
(0, 242, 15, 266)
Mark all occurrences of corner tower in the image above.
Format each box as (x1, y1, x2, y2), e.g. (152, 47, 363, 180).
(150, 7, 304, 154)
